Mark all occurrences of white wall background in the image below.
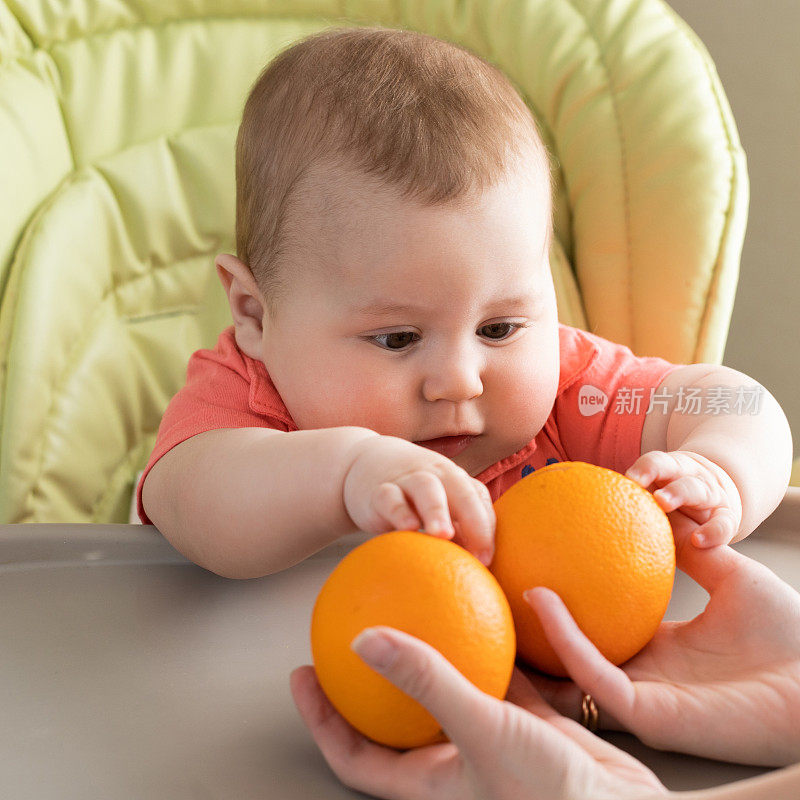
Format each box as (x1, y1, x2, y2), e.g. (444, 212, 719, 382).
(665, 0, 799, 461)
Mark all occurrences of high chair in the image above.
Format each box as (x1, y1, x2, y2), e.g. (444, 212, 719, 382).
(0, 0, 757, 523)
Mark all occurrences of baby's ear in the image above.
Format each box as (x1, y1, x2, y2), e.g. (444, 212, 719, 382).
(215, 253, 266, 359)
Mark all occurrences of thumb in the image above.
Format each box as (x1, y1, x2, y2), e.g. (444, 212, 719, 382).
(351, 626, 489, 752)
(673, 536, 750, 596)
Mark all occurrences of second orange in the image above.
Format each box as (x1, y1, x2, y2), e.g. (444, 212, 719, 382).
(490, 461, 676, 677)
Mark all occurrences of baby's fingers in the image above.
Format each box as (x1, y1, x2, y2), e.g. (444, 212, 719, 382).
(692, 507, 740, 547)
(441, 476, 495, 567)
(625, 450, 683, 490)
(651, 474, 725, 513)
(386, 471, 494, 566)
(390, 472, 457, 539)
(374, 483, 423, 530)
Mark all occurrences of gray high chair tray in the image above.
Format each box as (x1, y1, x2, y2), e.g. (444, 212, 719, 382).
(3, 491, 800, 799)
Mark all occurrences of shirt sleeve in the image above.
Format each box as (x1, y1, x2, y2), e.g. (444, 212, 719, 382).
(135, 345, 291, 526)
(554, 333, 685, 475)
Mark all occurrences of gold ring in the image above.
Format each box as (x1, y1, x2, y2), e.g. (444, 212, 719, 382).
(580, 693, 599, 732)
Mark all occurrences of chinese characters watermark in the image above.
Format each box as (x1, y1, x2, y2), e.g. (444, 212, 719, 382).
(577, 383, 764, 417)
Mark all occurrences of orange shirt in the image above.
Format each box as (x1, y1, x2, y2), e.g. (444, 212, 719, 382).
(136, 324, 683, 525)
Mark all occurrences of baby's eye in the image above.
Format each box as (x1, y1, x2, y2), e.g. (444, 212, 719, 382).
(479, 322, 525, 341)
(368, 323, 526, 351)
(370, 331, 420, 350)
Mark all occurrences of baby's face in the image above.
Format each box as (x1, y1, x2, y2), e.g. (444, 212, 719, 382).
(259, 163, 559, 477)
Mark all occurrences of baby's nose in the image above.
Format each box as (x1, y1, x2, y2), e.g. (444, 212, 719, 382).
(421, 359, 483, 403)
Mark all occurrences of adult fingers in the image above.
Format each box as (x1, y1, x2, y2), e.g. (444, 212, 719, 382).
(290, 666, 407, 796)
(350, 626, 493, 756)
(672, 536, 753, 595)
(290, 665, 459, 800)
(509, 665, 627, 732)
(523, 588, 638, 729)
(504, 668, 654, 785)
(350, 630, 661, 799)
(504, 667, 563, 720)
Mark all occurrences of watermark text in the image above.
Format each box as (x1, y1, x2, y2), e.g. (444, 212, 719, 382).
(577, 384, 764, 416)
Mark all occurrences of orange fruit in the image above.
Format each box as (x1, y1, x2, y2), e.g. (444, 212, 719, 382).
(490, 461, 675, 677)
(310, 530, 516, 749)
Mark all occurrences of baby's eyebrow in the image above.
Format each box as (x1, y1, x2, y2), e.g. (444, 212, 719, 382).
(350, 300, 434, 316)
(350, 293, 542, 317)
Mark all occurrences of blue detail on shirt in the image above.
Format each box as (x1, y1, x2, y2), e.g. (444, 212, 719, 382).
(521, 457, 560, 478)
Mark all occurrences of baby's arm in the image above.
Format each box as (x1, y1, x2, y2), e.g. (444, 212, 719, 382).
(634, 364, 793, 544)
(141, 426, 379, 578)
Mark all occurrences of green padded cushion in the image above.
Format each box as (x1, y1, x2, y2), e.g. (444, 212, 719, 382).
(0, 0, 747, 522)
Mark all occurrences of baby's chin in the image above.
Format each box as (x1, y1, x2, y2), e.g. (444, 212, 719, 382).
(459, 428, 545, 477)
(452, 441, 501, 478)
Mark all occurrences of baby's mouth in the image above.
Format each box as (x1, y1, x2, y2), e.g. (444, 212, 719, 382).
(414, 434, 478, 457)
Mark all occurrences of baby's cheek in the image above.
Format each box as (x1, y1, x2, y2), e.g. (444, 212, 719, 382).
(343, 392, 406, 433)
(500, 369, 556, 436)
(498, 314, 561, 429)
(300, 372, 408, 433)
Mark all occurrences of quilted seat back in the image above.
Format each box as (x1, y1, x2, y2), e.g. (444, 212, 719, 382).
(0, 0, 748, 522)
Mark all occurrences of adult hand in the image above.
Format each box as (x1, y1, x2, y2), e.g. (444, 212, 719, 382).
(290, 630, 666, 800)
(625, 450, 743, 547)
(519, 508, 800, 767)
(343, 434, 496, 565)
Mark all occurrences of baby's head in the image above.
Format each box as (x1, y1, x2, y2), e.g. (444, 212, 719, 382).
(217, 26, 559, 477)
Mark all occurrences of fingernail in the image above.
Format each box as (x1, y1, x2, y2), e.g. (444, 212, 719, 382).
(351, 629, 398, 669)
(478, 549, 493, 566)
(523, 588, 542, 604)
(693, 532, 706, 547)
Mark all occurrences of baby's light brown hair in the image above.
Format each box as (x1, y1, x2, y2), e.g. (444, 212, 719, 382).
(236, 25, 552, 316)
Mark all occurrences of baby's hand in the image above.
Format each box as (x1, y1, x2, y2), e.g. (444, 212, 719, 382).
(625, 450, 743, 547)
(342, 435, 495, 565)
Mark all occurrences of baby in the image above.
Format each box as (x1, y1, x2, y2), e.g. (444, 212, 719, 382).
(137, 26, 792, 579)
